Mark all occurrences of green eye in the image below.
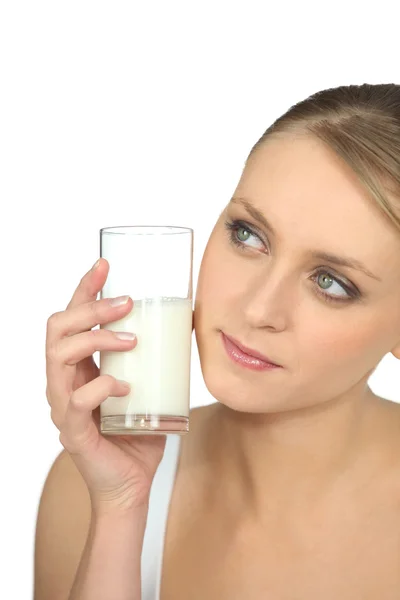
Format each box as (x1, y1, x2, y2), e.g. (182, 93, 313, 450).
(237, 227, 250, 241)
(223, 218, 361, 305)
(318, 272, 334, 290)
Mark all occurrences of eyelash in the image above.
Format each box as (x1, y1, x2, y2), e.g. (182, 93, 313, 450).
(223, 218, 361, 305)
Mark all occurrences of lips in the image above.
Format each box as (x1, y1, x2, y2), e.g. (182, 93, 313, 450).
(222, 332, 281, 367)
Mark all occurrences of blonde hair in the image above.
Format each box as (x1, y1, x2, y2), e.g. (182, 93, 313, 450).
(247, 83, 400, 234)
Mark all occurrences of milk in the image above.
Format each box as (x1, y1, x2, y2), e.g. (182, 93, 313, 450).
(99, 296, 192, 434)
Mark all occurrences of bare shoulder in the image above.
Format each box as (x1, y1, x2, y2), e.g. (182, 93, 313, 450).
(34, 449, 91, 600)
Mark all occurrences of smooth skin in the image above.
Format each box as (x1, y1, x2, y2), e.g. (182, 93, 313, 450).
(36, 132, 400, 599)
(192, 132, 400, 525)
(160, 132, 400, 597)
(35, 257, 197, 599)
(35, 258, 194, 599)
(45, 258, 174, 514)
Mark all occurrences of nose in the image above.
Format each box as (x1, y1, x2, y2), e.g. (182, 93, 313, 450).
(242, 270, 294, 331)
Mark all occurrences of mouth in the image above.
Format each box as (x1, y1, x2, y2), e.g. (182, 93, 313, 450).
(221, 331, 282, 371)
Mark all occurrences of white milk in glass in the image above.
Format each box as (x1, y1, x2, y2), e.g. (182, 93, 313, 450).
(100, 296, 192, 434)
(99, 226, 193, 435)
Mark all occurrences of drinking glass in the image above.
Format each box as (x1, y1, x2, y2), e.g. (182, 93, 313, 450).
(98, 225, 193, 435)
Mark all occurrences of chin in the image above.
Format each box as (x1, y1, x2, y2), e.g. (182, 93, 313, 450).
(202, 375, 267, 414)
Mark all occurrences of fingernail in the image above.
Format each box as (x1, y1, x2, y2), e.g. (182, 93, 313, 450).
(109, 295, 130, 306)
(115, 332, 136, 341)
(92, 259, 101, 271)
(117, 379, 131, 390)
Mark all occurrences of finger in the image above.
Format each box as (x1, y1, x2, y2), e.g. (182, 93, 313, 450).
(55, 328, 137, 366)
(46, 328, 135, 413)
(46, 294, 134, 345)
(59, 375, 130, 454)
(66, 257, 109, 311)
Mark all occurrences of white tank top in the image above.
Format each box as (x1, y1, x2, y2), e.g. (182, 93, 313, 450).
(141, 434, 182, 599)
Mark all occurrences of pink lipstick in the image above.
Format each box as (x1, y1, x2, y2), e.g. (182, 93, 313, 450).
(221, 332, 282, 371)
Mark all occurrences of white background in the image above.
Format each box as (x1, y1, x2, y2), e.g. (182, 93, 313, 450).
(1, 1, 399, 597)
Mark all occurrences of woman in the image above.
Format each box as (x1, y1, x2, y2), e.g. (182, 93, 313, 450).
(34, 83, 400, 599)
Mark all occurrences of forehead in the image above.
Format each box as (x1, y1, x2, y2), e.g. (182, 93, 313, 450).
(242, 133, 376, 212)
(233, 134, 400, 279)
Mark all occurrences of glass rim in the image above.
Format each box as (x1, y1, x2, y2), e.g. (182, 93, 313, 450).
(100, 225, 193, 236)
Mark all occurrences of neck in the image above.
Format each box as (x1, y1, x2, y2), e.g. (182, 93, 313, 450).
(205, 385, 381, 525)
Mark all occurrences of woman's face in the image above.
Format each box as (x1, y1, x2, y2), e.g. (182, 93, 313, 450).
(194, 133, 400, 414)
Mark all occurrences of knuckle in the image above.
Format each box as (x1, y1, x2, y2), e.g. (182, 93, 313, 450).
(58, 431, 69, 450)
(45, 340, 59, 364)
(87, 327, 101, 340)
(70, 390, 85, 410)
(88, 300, 100, 319)
(102, 373, 116, 388)
(50, 407, 61, 429)
(46, 311, 61, 330)
(45, 383, 52, 405)
(86, 328, 104, 350)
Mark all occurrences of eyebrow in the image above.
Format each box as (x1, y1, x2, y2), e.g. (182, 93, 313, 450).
(230, 196, 382, 282)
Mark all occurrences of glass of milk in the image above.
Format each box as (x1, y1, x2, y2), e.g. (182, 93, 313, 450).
(98, 226, 193, 436)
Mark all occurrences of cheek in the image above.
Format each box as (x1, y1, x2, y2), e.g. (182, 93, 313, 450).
(302, 310, 388, 370)
(196, 239, 236, 305)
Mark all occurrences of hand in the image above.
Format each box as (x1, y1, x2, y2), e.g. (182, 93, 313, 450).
(45, 258, 194, 515)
